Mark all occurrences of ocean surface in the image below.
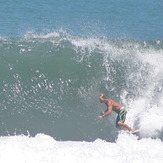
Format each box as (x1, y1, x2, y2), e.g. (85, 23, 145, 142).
(0, 0, 163, 162)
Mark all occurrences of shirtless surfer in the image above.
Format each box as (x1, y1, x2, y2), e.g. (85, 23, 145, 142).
(98, 94, 137, 133)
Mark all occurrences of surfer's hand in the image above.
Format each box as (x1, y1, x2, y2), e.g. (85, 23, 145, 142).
(98, 115, 103, 119)
(100, 112, 104, 115)
(98, 112, 105, 119)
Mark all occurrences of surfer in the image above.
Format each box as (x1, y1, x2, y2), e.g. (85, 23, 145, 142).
(98, 94, 137, 133)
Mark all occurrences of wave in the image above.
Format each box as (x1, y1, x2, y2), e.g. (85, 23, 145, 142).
(0, 32, 163, 141)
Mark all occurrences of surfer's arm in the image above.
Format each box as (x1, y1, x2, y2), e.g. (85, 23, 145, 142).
(98, 105, 112, 119)
(102, 105, 112, 118)
(99, 109, 108, 116)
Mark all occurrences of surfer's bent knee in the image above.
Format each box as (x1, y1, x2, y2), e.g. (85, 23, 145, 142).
(116, 121, 123, 128)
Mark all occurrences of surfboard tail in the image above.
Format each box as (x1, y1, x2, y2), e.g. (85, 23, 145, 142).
(131, 130, 139, 134)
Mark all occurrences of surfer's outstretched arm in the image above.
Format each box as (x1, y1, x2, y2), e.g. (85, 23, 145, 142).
(98, 105, 112, 119)
(99, 108, 108, 116)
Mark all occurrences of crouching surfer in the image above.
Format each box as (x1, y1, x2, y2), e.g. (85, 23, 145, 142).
(98, 94, 138, 134)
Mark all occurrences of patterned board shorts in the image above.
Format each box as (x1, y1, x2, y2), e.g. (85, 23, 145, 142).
(116, 108, 127, 128)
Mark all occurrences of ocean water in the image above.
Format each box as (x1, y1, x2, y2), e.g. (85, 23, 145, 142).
(0, 0, 163, 162)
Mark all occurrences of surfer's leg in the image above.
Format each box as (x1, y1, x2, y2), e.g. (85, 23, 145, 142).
(117, 121, 133, 131)
(116, 108, 134, 131)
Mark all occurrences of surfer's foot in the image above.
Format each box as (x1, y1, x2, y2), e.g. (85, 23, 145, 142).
(131, 130, 139, 134)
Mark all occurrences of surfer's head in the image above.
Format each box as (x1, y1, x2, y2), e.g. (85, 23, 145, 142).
(99, 94, 107, 103)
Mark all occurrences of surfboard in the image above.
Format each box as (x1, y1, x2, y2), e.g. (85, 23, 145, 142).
(131, 130, 141, 140)
(132, 130, 139, 134)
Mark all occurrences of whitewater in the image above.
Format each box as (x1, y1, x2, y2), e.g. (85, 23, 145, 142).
(0, 133, 162, 163)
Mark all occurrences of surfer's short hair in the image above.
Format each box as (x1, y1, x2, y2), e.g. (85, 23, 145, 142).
(99, 94, 107, 99)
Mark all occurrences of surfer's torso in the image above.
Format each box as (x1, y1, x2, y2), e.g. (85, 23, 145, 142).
(105, 99, 122, 114)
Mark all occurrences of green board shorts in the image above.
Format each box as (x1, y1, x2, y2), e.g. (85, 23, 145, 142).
(116, 107, 127, 128)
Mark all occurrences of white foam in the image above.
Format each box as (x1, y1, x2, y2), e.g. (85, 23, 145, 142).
(117, 41, 163, 139)
(0, 133, 162, 163)
(24, 31, 60, 39)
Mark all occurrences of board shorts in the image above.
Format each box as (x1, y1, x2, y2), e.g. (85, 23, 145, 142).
(116, 107, 127, 128)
